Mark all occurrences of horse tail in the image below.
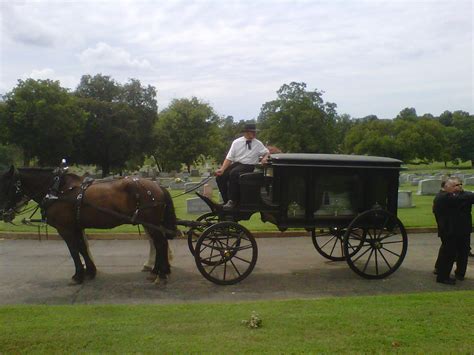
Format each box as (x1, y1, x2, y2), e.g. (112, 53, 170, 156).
(161, 187, 178, 239)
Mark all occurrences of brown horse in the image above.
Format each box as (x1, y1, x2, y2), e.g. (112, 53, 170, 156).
(0, 166, 177, 284)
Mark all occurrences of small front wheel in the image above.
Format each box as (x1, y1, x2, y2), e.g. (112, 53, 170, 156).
(194, 222, 258, 285)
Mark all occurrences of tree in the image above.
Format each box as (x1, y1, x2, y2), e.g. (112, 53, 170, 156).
(438, 110, 453, 126)
(257, 82, 338, 153)
(75, 75, 159, 176)
(75, 74, 121, 102)
(77, 99, 140, 176)
(452, 111, 474, 167)
(3, 79, 86, 166)
(153, 97, 219, 172)
(395, 107, 418, 122)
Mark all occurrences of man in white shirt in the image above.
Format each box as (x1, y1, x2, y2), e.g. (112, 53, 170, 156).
(215, 123, 269, 209)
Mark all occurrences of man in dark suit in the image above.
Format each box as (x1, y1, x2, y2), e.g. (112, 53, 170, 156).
(433, 177, 474, 284)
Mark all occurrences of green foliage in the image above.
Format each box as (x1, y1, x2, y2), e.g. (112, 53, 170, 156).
(343, 117, 453, 163)
(2, 79, 86, 166)
(74, 74, 158, 176)
(258, 82, 338, 153)
(451, 111, 474, 166)
(154, 97, 219, 172)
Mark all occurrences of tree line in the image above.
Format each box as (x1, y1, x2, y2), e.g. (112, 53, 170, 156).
(0, 76, 472, 176)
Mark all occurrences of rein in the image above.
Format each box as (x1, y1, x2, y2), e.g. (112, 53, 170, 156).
(170, 176, 214, 199)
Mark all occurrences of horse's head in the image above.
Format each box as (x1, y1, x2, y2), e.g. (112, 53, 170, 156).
(0, 166, 28, 223)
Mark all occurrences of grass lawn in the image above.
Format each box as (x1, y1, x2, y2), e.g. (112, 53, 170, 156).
(0, 291, 473, 353)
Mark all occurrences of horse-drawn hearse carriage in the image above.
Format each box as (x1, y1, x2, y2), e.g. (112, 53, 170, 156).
(0, 153, 407, 286)
(187, 153, 408, 285)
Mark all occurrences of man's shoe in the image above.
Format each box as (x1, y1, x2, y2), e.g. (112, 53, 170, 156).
(436, 277, 456, 285)
(222, 200, 237, 210)
(455, 274, 465, 281)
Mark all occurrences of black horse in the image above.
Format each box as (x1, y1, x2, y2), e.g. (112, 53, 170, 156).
(0, 166, 177, 284)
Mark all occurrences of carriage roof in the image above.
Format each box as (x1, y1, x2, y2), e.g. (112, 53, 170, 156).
(268, 153, 402, 170)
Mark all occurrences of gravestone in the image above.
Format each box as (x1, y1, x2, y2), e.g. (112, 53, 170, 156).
(417, 179, 442, 195)
(203, 184, 213, 198)
(398, 190, 414, 208)
(464, 177, 474, 185)
(411, 178, 421, 186)
(202, 176, 217, 188)
(202, 171, 211, 178)
(190, 169, 200, 177)
(186, 197, 211, 214)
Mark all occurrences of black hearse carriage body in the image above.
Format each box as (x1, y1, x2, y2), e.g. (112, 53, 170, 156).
(191, 153, 407, 285)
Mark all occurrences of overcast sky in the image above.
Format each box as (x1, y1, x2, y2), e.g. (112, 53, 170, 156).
(0, 0, 472, 120)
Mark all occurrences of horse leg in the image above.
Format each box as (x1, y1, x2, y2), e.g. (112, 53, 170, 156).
(78, 231, 97, 279)
(146, 228, 170, 284)
(142, 230, 156, 272)
(59, 229, 85, 284)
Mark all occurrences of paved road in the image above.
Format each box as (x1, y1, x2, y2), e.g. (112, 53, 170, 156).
(0, 234, 472, 305)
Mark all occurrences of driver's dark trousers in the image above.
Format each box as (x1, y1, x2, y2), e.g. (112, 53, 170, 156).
(216, 162, 255, 203)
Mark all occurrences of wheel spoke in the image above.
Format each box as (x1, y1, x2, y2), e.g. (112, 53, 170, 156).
(229, 258, 242, 276)
(381, 246, 401, 258)
(378, 249, 392, 269)
(232, 254, 252, 264)
(320, 235, 337, 249)
(362, 248, 375, 273)
(374, 248, 379, 275)
(329, 237, 339, 256)
(381, 240, 403, 245)
(223, 258, 228, 280)
(352, 244, 372, 263)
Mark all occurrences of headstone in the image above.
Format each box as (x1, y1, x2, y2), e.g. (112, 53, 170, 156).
(190, 169, 200, 177)
(203, 184, 213, 198)
(417, 179, 442, 195)
(186, 197, 211, 214)
(202, 177, 217, 188)
(464, 177, 474, 185)
(398, 190, 414, 208)
(411, 178, 421, 186)
(202, 171, 211, 178)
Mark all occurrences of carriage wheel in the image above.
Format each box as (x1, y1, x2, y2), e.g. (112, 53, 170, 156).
(311, 227, 363, 261)
(344, 209, 408, 279)
(194, 221, 258, 285)
(187, 212, 219, 256)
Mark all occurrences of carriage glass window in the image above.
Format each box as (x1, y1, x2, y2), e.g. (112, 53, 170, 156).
(260, 167, 274, 205)
(314, 171, 360, 217)
(287, 174, 306, 218)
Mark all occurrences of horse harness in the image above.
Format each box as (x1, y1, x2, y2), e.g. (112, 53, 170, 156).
(74, 176, 165, 228)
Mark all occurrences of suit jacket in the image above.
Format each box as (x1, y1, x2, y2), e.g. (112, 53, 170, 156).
(433, 190, 474, 238)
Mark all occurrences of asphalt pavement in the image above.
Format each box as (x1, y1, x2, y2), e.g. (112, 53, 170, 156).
(0, 233, 473, 305)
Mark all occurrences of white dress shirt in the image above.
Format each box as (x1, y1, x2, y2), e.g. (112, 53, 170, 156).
(226, 137, 269, 165)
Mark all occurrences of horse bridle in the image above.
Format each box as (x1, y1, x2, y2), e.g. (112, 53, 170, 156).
(0, 170, 28, 223)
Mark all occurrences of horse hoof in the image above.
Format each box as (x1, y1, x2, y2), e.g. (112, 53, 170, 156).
(71, 275, 84, 284)
(146, 273, 157, 281)
(85, 270, 97, 280)
(154, 276, 168, 285)
(141, 265, 153, 272)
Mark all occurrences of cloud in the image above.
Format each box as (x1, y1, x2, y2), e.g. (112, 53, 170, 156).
(78, 42, 152, 71)
(23, 68, 56, 80)
(1, 3, 57, 47)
